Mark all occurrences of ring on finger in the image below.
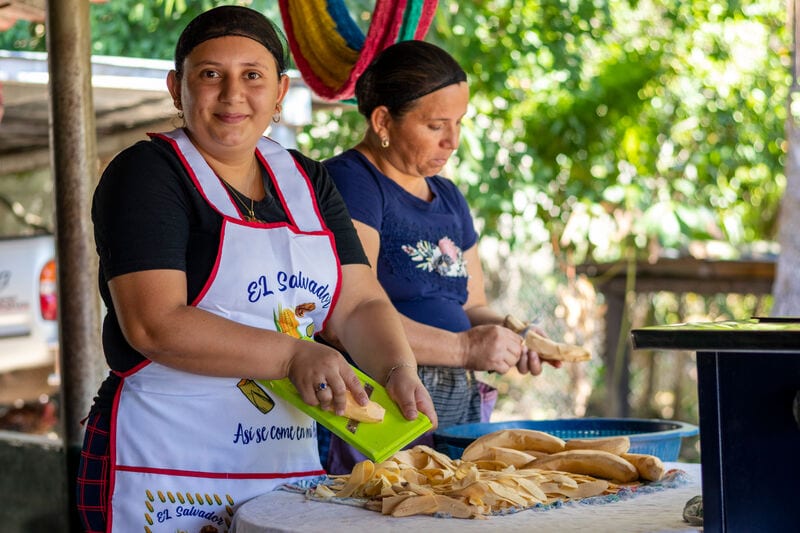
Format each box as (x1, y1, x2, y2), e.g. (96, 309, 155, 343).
(314, 382, 327, 393)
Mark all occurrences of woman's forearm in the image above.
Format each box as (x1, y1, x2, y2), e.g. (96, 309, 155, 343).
(397, 314, 466, 367)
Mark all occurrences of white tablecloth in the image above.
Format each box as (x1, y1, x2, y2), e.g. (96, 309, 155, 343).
(230, 462, 702, 533)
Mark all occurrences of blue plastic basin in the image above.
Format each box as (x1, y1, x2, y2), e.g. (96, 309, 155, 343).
(433, 418, 699, 462)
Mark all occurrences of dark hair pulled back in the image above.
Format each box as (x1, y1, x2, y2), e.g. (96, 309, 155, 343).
(355, 40, 467, 119)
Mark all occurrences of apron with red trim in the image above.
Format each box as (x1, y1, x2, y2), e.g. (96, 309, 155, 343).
(108, 128, 340, 532)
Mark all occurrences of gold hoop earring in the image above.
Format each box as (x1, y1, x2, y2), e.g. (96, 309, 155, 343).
(381, 137, 389, 148)
(272, 112, 281, 123)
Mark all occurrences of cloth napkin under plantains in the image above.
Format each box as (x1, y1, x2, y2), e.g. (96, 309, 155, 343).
(309, 429, 686, 519)
(503, 315, 591, 362)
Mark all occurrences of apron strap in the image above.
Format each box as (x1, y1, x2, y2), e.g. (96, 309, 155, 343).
(152, 129, 328, 233)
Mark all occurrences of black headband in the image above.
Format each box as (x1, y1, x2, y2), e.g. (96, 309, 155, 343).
(389, 74, 467, 111)
(174, 6, 285, 75)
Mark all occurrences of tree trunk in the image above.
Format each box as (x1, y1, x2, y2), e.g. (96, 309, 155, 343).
(773, 0, 800, 316)
(773, 120, 800, 316)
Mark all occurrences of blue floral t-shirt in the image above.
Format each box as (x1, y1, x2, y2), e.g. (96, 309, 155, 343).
(324, 149, 478, 333)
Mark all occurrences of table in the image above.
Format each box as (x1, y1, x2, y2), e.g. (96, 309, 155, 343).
(230, 462, 701, 533)
(576, 257, 775, 417)
(631, 318, 800, 532)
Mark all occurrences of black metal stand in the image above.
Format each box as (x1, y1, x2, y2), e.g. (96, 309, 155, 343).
(632, 318, 800, 533)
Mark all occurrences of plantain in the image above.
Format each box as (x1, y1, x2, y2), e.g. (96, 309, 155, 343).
(461, 428, 566, 461)
(482, 446, 539, 468)
(564, 436, 631, 455)
(621, 452, 666, 482)
(341, 389, 385, 423)
(504, 315, 591, 362)
(529, 449, 639, 483)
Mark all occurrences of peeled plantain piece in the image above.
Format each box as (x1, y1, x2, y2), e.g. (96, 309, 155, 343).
(504, 315, 591, 362)
(341, 389, 385, 423)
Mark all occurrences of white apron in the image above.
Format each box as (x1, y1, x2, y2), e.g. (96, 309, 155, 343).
(107, 128, 341, 533)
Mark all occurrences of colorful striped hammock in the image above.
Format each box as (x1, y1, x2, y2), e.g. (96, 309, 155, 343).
(278, 0, 439, 102)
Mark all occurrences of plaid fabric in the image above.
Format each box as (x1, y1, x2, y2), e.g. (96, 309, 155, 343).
(76, 412, 110, 533)
(417, 366, 482, 427)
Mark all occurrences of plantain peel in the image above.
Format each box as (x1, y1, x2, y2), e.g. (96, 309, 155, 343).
(318, 444, 620, 518)
(504, 315, 591, 362)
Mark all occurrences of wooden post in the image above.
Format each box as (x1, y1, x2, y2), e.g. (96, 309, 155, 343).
(45, 0, 104, 529)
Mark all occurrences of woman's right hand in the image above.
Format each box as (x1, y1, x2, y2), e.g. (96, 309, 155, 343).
(459, 324, 523, 373)
(515, 324, 563, 375)
(286, 342, 368, 417)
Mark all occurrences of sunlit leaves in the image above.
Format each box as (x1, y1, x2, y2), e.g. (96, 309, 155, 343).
(434, 0, 788, 265)
(0, 0, 787, 267)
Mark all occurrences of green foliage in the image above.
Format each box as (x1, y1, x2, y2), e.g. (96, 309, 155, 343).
(0, 0, 789, 268)
(430, 0, 788, 266)
(88, 0, 216, 59)
(0, 1, 283, 58)
(297, 0, 789, 269)
(297, 105, 364, 161)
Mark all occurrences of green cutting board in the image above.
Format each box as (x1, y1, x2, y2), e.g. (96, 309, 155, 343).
(259, 366, 432, 463)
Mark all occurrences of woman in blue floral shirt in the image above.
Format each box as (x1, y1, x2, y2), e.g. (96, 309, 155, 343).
(320, 40, 561, 474)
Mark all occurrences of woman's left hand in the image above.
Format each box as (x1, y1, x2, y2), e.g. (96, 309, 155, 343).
(385, 364, 438, 429)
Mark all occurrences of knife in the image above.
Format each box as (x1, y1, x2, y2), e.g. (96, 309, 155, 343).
(504, 315, 591, 362)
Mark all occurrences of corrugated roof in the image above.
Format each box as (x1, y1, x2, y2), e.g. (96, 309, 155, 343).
(0, 2, 327, 175)
(0, 0, 106, 31)
(0, 49, 320, 174)
(0, 50, 175, 173)
(0, 0, 45, 31)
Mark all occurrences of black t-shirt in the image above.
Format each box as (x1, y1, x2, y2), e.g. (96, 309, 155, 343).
(90, 135, 367, 413)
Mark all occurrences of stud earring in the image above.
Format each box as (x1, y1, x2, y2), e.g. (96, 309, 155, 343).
(381, 137, 390, 148)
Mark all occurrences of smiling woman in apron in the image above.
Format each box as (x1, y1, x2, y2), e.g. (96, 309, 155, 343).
(75, 6, 437, 533)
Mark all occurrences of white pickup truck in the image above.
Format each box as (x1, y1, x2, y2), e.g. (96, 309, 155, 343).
(0, 234, 59, 394)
